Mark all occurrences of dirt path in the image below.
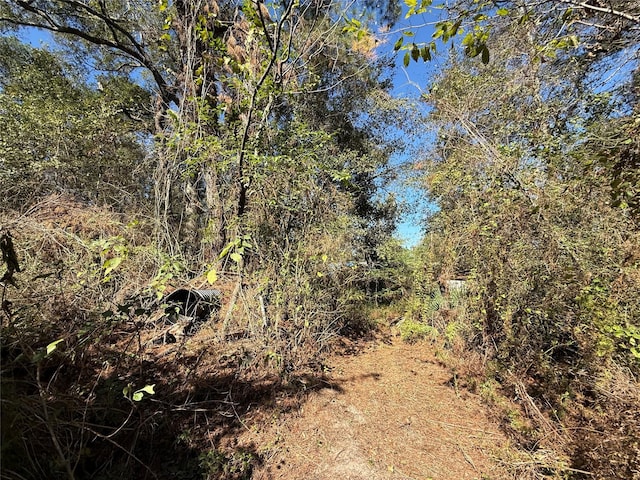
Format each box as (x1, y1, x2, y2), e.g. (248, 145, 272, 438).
(249, 338, 511, 480)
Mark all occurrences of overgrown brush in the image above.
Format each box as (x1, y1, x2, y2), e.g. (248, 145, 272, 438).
(1, 196, 175, 478)
(405, 235, 640, 479)
(407, 25, 640, 476)
(1, 195, 379, 479)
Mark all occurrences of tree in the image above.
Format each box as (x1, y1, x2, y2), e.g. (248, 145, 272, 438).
(0, 0, 177, 107)
(398, 0, 640, 69)
(1, 0, 403, 256)
(0, 37, 152, 209)
(413, 5, 639, 475)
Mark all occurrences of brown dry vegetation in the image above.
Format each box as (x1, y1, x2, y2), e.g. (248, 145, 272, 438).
(0, 196, 329, 479)
(3, 193, 640, 480)
(0, 196, 518, 480)
(248, 336, 511, 480)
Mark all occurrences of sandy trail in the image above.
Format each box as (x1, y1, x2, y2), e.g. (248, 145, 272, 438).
(249, 338, 510, 479)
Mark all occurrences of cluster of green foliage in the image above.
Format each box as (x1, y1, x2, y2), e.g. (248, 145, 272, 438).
(405, 0, 640, 476)
(0, 37, 152, 209)
(2, 0, 638, 477)
(0, 0, 409, 478)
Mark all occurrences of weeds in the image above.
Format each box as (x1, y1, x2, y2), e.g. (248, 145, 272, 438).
(398, 319, 438, 342)
(1, 196, 372, 479)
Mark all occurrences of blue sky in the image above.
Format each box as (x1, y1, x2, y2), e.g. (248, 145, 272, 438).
(375, 3, 445, 248)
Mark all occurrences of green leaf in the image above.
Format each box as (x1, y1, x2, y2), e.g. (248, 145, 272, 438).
(394, 37, 404, 51)
(403, 51, 410, 67)
(481, 45, 490, 64)
(206, 268, 218, 284)
(129, 384, 155, 401)
(496, 8, 509, 16)
(139, 384, 155, 395)
(46, 339, 64, 356)
(518, 11, 531, 25)
(103, 256, 123, 276)
(404, 0, 417, 16)
(449, 20, 462, 37)
(417, 0, 432, 13)
(421, 46, 431, 61)
(230, 252, 242, 263)
(411, 44, 420, 61)
(218, 241, 235, 259)
(562, 8, 573, 22)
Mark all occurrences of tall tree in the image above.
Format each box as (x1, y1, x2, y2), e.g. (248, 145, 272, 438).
(1, 0, 403, 256)
(1, 0, 404, 257)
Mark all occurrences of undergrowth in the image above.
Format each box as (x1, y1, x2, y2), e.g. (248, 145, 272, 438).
(0, 195, 370, 480)
(402, 271, 640, 479)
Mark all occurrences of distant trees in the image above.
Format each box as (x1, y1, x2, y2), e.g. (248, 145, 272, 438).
(0, 5, 407, 477)
(0, 0, 404, 260)
(0, 0, 407, 345)
(0, 0, 177, 107)
(399, 0, 639, 69)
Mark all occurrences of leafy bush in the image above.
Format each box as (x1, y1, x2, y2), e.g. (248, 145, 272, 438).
(398, 319, 438, 342)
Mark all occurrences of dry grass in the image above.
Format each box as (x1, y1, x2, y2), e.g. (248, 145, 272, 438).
(0, 195, 356, 480)
(246, 336, 512, 480)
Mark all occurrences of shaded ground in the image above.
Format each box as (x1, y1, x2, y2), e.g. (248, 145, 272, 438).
(241, 337, 510, 480)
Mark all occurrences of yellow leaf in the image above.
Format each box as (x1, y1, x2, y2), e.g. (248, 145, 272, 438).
(46, 339, 64, 356)
(206, 268, 218, 284)
(103, 256, 123, 276)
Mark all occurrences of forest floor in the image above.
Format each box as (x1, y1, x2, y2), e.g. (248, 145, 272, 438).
(234, 333, 512, 480)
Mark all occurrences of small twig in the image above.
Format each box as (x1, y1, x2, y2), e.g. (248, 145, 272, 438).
(259, 294, 268, 328)
(36, 364, 76, 480)
(453, 373, 460, 398)
(457, 442, 477, 471)
(2, 469, 31, 480)
(73, 361, 110, 472)
(229, 390, 252, 433)
(515, 381, 563, 445)
(558, 0, 640, 24)
(222, 280, 241, 336)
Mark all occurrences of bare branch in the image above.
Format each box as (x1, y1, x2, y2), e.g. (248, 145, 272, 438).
(2, 0, 178, 105)
(557, 0, 640, 24)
